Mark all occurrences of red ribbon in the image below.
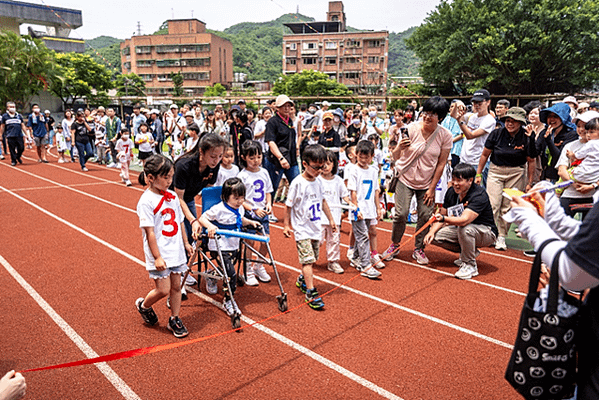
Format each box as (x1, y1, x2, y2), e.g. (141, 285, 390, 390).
(153, 190, 176, 215)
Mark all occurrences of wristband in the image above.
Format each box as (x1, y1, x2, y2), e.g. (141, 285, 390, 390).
(279, 156, 285, 161)
(475, 173, 482, 178)
(191, 218, 200, 224)
(441, 215, 446, 222)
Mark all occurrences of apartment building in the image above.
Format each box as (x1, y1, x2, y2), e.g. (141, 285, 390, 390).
(282, 1, 389, 93)
(120, 19, 233, 96)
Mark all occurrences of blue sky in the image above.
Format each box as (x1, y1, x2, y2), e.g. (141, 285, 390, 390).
(22, 0, 442, 40)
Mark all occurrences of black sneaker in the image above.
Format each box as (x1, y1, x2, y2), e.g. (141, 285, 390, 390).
(305, 288, 324, 309)
(135, 297, 158, 326)
(17, 158, 23, 164)
(296, 274, 307, 293)
(167, 316, 189, 338)
(523, 250, 536, 257)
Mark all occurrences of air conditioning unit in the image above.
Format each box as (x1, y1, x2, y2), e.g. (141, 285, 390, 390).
(286, 45, 290, 48)
(339, 42, 344, 47)
(318, 43, 323, 47)
(318, 57, 323, 62)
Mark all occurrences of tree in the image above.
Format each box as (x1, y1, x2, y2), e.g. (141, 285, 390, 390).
(49, 53, 113, 107)
(204, 83, 227, 97)
(153, 21, 169, 35)
(406, 0, 599, 94)
(0, 30, 55, 109)
(115, 73, 146, 97)
(272, 70, 352, 97)
(169, 72, 184, 97)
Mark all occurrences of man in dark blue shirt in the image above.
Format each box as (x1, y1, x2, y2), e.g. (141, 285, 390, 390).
(0, 101, 28, 166)
(26, 104, 49, 163)
(423, 163, 498, 280)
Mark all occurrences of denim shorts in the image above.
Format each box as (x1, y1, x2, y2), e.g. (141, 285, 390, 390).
(244, 209, 270, 235)
(148, 263, 188, 280)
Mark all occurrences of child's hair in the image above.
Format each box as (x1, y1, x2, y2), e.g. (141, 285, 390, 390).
(179, 133, 227, 162)
(221, 177, 246, 201)
(240, 140, 262, 167)
(139, 122, 148, 129)
(346, 145, 356, 155)
(585, 117, 599, 132)
(121, 128, 129, 134)
(324, 150, 338, 175)
(451, 163, 476, 180)
(236, 111, 248, 125)
(55, 124, 62, 130)
(389, 139, 398, 147)
(356, 140, 375, 156)
(367, 133, 380, 143)
(139, 154, 174, 186)
(301, 144, 327, 164)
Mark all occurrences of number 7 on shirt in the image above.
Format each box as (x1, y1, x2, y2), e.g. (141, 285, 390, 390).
(363, 179, 373, 200)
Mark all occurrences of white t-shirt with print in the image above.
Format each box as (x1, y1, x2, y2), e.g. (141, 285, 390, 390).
(318, 175, 349, 226)
(285, 175, 325, 241)
(215, 164, 240, 187)
(137, 189, 187, 271)
(346, 164, 379, 219)
(115, 138, 134, 162)
(137, 132, 154, 153)
(238, 168, 273, 210)
(202, 201, 243, 251)
(459, 113, 496, 165)
(172, 140, 184, 161)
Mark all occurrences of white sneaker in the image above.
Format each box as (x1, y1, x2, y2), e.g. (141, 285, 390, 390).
(125, 180, 132, 186)
(184, 273, 197, 286)
(245, 266, 259, 286)
(346, 247, 354, 260)
(206, 272, 218, 295)
(107, 162, 116, 168)
(254, 264, 271, 283)
(119, 173, 126, 183)
(223, 298, 235, 316)
(327, 261, 344, 274)
(370, 254, 385, 269)
(268, 214, 278, 223)
(495, 236, 507, 251)
(58, 158, 64, 163)
(455, 263, 479, 280)
(360, 265, 382, 279)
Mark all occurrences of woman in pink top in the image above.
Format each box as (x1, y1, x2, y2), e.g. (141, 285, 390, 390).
(382, 97, 453, 265)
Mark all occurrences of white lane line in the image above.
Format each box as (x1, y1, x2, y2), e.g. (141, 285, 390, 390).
(4, 182, 112, 193)
(187, 287, 403, 400)
(0, 184, 402, 400)
(0, 254, 141, 400)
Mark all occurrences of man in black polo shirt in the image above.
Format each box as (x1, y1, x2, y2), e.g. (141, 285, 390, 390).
(0, 101, 28, 166)
(317, 111, 341, 158)
(424, 163, 498, 280)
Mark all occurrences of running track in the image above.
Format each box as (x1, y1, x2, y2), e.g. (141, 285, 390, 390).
(0, 149, 530, 399)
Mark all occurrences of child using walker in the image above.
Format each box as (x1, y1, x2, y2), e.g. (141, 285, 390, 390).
(284, 145, 336, 309)
(319, 150, 351, 274)
(238, 140, 274, 286)
(199, 178, 261, 316)
(347, 140, 384, 279)
(115, 128, 134, 186)
(135, 154, 193, 338)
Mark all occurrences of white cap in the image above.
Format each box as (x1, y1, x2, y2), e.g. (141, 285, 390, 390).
(573, 110, 599, 124)
(563, 96, 578, 107)
(322, 101, 331, 107)
(578, 102, 590, 109)
(185, 111, 194, 117)
(151, 109, 160, 114)
(275, 94, 293, 108)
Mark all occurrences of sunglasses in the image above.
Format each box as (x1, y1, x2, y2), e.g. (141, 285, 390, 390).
(306, 164, 324, 171)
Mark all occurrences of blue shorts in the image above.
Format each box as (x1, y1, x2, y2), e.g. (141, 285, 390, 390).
(244, 209, 270, 235)
(148, 263, 188, 280)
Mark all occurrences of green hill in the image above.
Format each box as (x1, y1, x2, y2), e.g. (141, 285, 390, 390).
(85, 15, 419, 82)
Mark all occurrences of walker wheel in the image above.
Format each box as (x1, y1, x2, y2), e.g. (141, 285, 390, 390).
(277, 294, 288, 312)
(231, 314, 241, 330)
(237, 275, 245, 287)
(166, 297, 171, 309)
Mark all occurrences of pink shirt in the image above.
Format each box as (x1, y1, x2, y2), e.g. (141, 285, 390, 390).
(396, 122, 452, 190)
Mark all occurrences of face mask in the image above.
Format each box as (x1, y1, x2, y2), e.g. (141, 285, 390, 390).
(7, 107, 15, 113)
(369, 111, 377, 118)
(121, 135, 129, 140)
(405, 113, 412, 119)
(33, 108, 40, 113)
(333, 116, 340, 123)
(309, 108, 316, 114)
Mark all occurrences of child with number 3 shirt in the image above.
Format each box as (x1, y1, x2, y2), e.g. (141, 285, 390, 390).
(284, 145, 336, 309)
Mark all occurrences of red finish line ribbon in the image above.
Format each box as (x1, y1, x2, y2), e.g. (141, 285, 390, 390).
(19, 219, 433, 374)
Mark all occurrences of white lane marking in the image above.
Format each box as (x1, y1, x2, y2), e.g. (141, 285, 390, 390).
(0, 185, 402, 399)
(187, 287, 403, 400)
(4, 182, 112, 193)
(0, 254, 141, 400)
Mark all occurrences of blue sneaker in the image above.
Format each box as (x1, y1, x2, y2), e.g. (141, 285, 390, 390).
(305, 288, 324, 309)
(296, 274, 307, 293)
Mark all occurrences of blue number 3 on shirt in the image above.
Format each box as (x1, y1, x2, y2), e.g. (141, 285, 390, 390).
(253, 179, 265, 203)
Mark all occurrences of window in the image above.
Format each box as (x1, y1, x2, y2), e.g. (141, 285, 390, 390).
(286, 58, 297, 65)
(184, 58, 210, 67)
(346, 57, 357, 63)
(325, 57, 337, 65)
(303, 57, 316, 65)
(367, 72, 379, 80)
(180, 44, 210, 52)
(136, 60, 154, 67)
(156, 59, 180, 67)
(368, 40, 382, 47)
(325, 41, 337, 49)
(157, 74, 171, 82)
(347, 40, 361, 48)
(288, 42, 297, 50)
(122, 47, 130, 56)
(344, 72, 360, 79)
(155, 45, 180, 54)
(367, 56, 379, 64)
(135, 46, 152, 54)
(140, 74, 154, 81)
(303, 42, 317, 50)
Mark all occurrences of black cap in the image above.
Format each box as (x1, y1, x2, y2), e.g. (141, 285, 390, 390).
(471, 89, 490, 102)
(590, 101, 599, 108)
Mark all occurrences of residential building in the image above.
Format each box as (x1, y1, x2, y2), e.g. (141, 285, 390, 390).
(282, 1, 389, 94)
(120, 19, 233, 96)
(0, 0, 84, 53)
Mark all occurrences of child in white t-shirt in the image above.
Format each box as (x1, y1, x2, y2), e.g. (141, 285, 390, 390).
(95, 128, 108, 164)
(215, 144, 240, 186)
(135, 122, 155, 166)
(238, 140, 274, 286)
(135, 154, 193, 338)
(284, 145, 336, 310)
(561, 119, 599, 191)
(347, 140, 384, 279)
(199, 178, 260, 316)
(55, 124, 68, 163)
(368, 134, 384, 171)
(319, 150, 351, 274)
(169, 132, 184, 161)
(343, 145, 358, 259)
(115, 129, 134, 186)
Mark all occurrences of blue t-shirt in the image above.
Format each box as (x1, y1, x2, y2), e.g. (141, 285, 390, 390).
(441, 116, 462, 157)
(27, 114, 48, 138)
(1, 113, 25, 138)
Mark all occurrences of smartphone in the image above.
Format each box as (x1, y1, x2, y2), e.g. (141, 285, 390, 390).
(400, 127, 409, 139)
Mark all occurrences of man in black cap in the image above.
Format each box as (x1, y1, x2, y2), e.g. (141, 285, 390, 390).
(589, 101, 599, 112)
(457, 89, 496, 187)
(237, 99, 246, 112)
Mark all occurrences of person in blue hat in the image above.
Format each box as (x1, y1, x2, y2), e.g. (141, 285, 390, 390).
(537, 102, 578, 182)
(331, 108, 347, 141)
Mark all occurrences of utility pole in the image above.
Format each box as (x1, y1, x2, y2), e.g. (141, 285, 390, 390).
(136, 21, 142, 35)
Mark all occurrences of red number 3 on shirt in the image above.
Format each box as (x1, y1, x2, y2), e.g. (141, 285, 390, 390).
(161, 208, 178, 237)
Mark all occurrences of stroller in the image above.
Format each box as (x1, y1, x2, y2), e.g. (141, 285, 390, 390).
(181, 186, 288, 329)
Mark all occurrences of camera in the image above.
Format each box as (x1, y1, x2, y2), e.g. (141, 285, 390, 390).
(400, 127, 409, 139)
